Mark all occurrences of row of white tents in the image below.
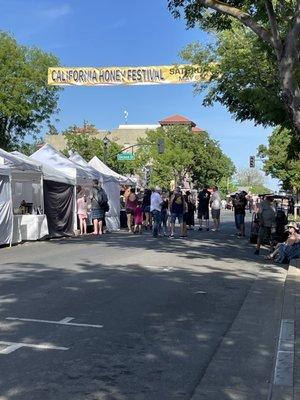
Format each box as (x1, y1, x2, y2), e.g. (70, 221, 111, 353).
(0, 144, 134, 246)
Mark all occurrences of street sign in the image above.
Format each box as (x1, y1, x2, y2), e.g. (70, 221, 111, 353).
(117, 153, 135, 161)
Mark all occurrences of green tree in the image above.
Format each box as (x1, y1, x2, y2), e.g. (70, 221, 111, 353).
(168, 0, 300, 138)
(258, 127, 300, 190)
(64, 128, 135, 175)
(0, 32, 61, 150)
(134, 125, 235, 188)
(233, 167, 271, 194)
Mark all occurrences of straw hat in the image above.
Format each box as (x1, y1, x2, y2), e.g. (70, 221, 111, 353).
(285, 222, 299, 232)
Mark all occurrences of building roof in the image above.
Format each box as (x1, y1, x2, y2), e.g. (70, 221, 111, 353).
(159, 114, 196, 127)
(192, 126, 204, 133)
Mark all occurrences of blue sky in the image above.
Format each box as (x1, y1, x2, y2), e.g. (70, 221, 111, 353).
(0, 0, 278, 188)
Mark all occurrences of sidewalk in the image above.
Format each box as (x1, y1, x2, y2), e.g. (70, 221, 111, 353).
(190, 259, 300, 400)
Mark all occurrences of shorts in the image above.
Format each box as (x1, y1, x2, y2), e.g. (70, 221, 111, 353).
(91, 209, 105, 220)
(211, 209, 220, 220)
(235, 213, 245, 229)
(198, 209, 209, 220)
(258, 226, 272, 242)
(171, 213, 183, 224)
(126, 208, 135, 215)
(183, 212, 189, 224)
(142, 205, 150, 213)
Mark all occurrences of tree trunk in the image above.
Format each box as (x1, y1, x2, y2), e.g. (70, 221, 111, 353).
(279, 56, 300, 137)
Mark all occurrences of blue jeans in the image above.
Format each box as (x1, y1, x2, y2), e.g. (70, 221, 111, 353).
(151, 210, 161, 237)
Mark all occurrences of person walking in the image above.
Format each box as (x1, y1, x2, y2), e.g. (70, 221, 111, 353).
(150, 187, 163, 238)
(77, 190, 88, 235)
(210, 186, 221, 232)
(254, 195, 276, 255)
(142, 188, 152, 230)
(169, 187, 186, 238)
(90, 179, 108, 235)
(134, 201, 143, 234)
(198, 185, 211, 231)
(125, 188, 138, 233)
(185, 191, 196, 230)
(232, 191, 248, 237)
(161, 190, 170, 236)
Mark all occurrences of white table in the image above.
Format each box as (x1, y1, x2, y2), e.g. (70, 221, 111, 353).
(12, 215, 49, 244)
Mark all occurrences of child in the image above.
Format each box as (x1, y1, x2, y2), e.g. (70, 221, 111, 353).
(77, 192, 88, 235)
(134, 201, 143, 234)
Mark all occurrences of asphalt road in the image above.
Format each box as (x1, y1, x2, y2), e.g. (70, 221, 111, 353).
(0, 212, 269, 400)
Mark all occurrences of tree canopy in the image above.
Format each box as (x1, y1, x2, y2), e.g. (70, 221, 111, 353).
(258, 127, 300, 190)
(134, 125, 235, 188)
(63, 124, 135, 175)
(168, 0, 300, 138)
(234, 167, 271, 194)
(0, 32, 61, 150)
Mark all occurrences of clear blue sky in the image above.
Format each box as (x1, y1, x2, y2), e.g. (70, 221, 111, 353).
(0, 0, 278, 189)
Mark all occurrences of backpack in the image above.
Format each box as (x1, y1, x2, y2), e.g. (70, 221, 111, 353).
(95, 188, 109, 211)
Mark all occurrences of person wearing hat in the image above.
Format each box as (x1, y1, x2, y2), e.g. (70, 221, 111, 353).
(267, 221, 300, 263)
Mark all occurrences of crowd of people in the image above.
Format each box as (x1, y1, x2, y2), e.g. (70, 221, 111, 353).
(76, 181, 300, 265)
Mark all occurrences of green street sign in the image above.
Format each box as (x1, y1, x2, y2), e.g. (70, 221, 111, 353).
(117, 153, 135, 161)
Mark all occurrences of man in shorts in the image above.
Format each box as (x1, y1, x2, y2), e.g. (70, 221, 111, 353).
(210, 186, 221, 232)
(198, 185, 210, 231)
(169, 187, 186, 238)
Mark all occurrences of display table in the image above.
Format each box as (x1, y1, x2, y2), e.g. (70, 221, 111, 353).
(12, 214, 49, 244)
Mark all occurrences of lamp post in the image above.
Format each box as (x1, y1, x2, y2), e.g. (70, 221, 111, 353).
(102, 135, 110, 164)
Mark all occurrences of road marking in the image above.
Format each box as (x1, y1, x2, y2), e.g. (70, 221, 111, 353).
(6, 317, 103, 329)
(274, 319, 294, 386)
(0, 341, 68, 354)
(194, 291, 207, 295)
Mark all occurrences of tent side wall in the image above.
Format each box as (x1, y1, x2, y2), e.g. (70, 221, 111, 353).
(43, 180, 75, 237)
(0, 174, 13, 246)
(102, 181, 120, 231)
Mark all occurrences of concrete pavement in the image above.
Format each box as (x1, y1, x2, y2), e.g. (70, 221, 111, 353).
(0, 211, 298, 399)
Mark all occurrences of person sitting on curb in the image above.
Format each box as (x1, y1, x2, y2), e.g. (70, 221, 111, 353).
(266, 222, 300, 263)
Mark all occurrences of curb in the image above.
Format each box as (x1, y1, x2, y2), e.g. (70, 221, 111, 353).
(270, 263, 300, 400)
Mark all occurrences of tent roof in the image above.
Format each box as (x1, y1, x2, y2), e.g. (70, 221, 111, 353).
(69, 152, 117, 183)
(31, 144, 94, 185)
(10, 151, 75, 185)
(0, 165, 11, 176)
(0, 148, 41, 173)
(89, 156, 134, 185)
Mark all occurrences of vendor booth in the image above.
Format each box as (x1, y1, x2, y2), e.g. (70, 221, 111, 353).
(70, 153, 121, 231)
(0, 166, 13, 246)
(0, 148, 48, 244)
(12, 151, 76, 239)
(31, 145, 95, 234)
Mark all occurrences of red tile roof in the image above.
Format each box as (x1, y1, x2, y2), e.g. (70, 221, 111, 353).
(159, 114, 196, 127)
(192, 126, 204, 133)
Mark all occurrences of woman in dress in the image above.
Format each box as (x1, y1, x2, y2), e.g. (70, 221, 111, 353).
(77, 191, 88, 235)
(125, 188, 138, 233)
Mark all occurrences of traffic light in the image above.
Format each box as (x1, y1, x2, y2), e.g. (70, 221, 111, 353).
(249, 155, 255, 168)
(157, 138, 165, 154)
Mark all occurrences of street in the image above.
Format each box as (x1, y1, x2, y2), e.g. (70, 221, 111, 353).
(0, 212, 287, 400)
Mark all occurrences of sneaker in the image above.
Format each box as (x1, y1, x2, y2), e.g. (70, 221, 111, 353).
(211, 228, 216, 232)
(169, 234, 174, 238)
(198, 227, 202, 231)
(206, 228, 209, 231)
(254, 249, 260, 255)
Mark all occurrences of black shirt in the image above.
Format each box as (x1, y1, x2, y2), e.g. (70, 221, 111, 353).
(198, 190, 210, 210)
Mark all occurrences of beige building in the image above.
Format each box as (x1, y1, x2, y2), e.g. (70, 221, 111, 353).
(44, 115, 203, 152)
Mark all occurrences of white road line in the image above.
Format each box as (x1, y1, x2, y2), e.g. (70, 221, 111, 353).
(273, 319, 294, 386)
(6, 317, 103, 329)
(0, 341, 69, 354)
(194, 291, 207, 294)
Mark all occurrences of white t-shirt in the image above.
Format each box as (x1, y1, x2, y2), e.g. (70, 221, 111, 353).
(210, 191, 221, 210)
(150, 192, 162, 212)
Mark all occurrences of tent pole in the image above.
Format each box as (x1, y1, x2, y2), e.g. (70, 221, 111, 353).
(9, 174, 13, 247)
(40, 174, 44, 214)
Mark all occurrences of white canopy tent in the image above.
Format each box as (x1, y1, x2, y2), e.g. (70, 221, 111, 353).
(31, 144, 93, 186)
(31, 144, 96, 233)
(0, 148, 48, 244)
(70, 153, 121, 231)
(0, 165, 13, 246)
(89, 156, 135, 186)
